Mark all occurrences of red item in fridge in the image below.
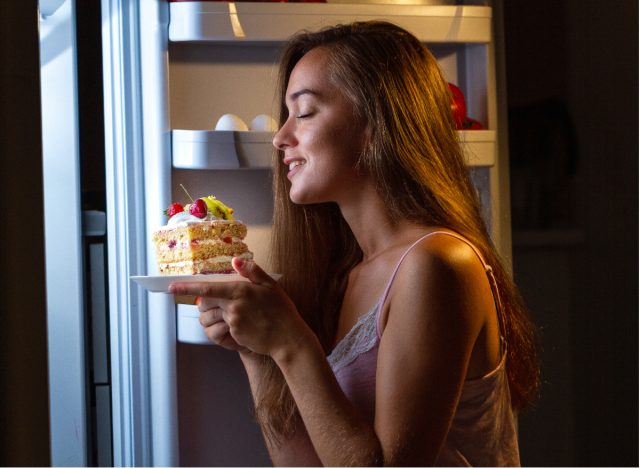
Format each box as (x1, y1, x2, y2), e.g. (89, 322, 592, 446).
(448, 82, 467, 129)
(462, 117, 484, 130)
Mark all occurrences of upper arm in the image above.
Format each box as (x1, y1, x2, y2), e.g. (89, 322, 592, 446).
(373, 236, 490, 465)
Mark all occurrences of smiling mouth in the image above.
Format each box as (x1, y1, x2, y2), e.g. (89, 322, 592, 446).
(288, 160, 305, 171)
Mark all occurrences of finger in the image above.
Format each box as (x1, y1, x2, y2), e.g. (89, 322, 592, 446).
(232, 257, 275, 287)
(199, 307, 224, 327)
(204, 322, 250, 353)
(197, 297, 227, 314)
(168, 281, 235, 302)
(204, 321, 231, 344)
(219, 335, 250, 353)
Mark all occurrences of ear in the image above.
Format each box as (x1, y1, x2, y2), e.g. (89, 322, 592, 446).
(354, 121, 373, 174)
(362, 121, 372, 148)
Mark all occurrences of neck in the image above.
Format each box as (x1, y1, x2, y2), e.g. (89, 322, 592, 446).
(337, 182, 425, 261)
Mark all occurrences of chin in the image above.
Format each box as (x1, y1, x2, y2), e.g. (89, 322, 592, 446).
(288, 192, 313, 205)
(288, 187, 329, 206)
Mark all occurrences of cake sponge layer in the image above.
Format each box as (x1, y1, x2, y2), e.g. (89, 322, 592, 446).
(156, 252, 253, 275)
(152, 220, 253, 275)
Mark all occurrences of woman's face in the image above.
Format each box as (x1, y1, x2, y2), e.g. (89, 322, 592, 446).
(273, 47, 368, 205)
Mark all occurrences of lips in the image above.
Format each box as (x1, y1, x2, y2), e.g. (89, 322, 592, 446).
(284, 157, 306, 179)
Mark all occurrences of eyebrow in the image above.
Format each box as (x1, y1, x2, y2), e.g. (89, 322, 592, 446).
(288, 88, 320, 102)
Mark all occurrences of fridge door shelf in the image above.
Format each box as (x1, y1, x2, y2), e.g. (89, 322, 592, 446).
(172, 128, 495, 169)
(173, 129, 274, 169)
(459, 129, 496, 166)
(177, 305, 211, 345)
(169, 2, 492, 44)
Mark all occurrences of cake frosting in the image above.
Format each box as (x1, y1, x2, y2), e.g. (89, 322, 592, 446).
(152, 195, 253, 275)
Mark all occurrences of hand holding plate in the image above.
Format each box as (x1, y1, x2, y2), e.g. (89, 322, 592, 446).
(169, 258, 313, 361)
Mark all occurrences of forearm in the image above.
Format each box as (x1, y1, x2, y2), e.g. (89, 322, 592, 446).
(238, 353, 321, 466)
(238, 352, 264, 403)
(274, 337, 383, 466)
(238, 353, 285, 463)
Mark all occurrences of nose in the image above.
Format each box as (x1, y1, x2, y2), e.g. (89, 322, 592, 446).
(272, 118, 295, 150)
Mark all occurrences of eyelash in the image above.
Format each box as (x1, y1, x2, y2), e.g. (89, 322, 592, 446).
(295, 112, 313, 119)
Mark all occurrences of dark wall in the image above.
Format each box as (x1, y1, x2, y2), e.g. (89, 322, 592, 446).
(0, 1, 50, 466)
(504, 0, 638, 466)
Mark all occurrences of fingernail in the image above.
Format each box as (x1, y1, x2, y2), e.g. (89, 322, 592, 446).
(194, 296, 201, 306)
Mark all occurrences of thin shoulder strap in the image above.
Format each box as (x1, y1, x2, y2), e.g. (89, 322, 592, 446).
(422, 232, 506, 329)
(378, 232, 438, 304)
(376, 231, 507, 355)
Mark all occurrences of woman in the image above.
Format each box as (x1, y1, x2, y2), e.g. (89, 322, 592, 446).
(170, 21, 539, 466)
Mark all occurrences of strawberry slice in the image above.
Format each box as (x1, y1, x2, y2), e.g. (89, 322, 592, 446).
(164, 202, 184, 218)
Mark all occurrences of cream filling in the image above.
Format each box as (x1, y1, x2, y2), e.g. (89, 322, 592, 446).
(156, 217, 237, 231)
(158, 236, 243, 251)
(162, 251, 253, 267)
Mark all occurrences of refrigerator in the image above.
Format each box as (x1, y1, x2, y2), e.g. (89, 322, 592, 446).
(38, 0, 510, 465)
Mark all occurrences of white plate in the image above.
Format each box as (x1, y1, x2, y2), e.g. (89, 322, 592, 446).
(131, 273, 282, 293)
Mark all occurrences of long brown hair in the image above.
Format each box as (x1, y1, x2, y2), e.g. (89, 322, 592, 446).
(255, 20, 539, 443)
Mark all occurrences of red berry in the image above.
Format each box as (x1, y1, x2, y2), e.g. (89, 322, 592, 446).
(462, 117, 484, 130)
(164, 202, 184, 218)
(189, 198, 207, 218)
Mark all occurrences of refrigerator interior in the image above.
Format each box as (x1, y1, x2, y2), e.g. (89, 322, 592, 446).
(168, 36, 493, 466)
(169, 42, 279, 465)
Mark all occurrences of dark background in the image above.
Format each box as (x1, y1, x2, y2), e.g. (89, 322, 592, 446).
(0, 0, 637, 465)
(502, 1, 638, 466)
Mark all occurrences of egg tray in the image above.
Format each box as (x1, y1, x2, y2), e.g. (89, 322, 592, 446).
(172, 129, 275, 170)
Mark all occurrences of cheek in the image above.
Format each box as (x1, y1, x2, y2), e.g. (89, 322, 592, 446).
(329, 126, 365, 172)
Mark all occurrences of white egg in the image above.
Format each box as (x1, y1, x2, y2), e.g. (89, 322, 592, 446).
(214, 114, 249, 131)
(249, 114, 278, 132)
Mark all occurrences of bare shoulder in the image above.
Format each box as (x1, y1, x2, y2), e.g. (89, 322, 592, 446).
(380, 231, 492, 334)
(398, 232, 488, 285)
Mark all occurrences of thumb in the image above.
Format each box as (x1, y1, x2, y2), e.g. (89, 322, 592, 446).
(232, 256, 274, 286)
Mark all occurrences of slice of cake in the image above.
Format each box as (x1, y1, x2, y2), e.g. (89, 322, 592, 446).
(152, 195, 253, 275)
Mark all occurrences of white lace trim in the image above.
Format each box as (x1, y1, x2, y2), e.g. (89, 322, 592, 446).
(327, 303, 380, 373)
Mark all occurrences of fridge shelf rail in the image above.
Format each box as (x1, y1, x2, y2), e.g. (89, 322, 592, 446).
(172, 129, 496, 169)
(169, 2, 492, 43)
